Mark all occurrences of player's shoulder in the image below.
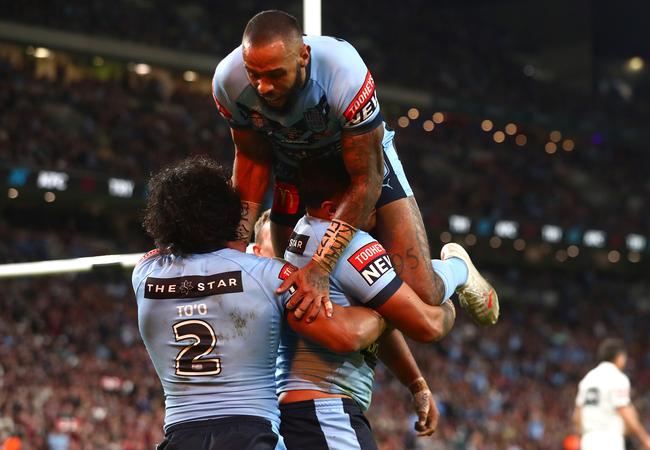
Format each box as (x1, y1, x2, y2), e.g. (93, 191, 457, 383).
(345, 230, 383, 257)
(306, 35, 366, 81)
(213, 45, 249, 98)
(285, 215, 320, 257)
(217, 249, 290, 281)
(133, 248, 162, 277)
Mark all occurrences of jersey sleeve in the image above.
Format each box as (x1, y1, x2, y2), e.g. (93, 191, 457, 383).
(332, 233, 402, 309)
(212, 60, 251, 129)
(610, 374, 631, 408)
(255, 258, 297, 314)
(131, 249, 160, 295)
(326, 39, 383, 133)
(575, 380, 586, 406)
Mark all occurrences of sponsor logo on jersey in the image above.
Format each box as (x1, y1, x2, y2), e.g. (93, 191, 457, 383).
(278, 263, 298, 280)
(287, 232, 310, 255)
(272, 181, 301, 215)
(144, 271, 243, 299)
(343, 71, 376, 122)
(347, 242, 393, 285)
(212, 92, 232, 120)
(345, 92, 378, 127)
(278, 262, 298, 295)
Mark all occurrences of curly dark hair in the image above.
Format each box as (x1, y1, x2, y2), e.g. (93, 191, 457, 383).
(143, 156, 242, 255)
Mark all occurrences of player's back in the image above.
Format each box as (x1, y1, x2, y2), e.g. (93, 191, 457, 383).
(132, 248, 288, 431)
(577, 361, 629, 437)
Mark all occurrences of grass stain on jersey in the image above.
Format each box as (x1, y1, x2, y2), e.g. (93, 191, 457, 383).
(228, 310, 257, 337)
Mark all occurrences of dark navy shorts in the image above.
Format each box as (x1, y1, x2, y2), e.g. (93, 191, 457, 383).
(157, 416, 284, 450)
(280, 398, 378, 450)
(270, 138, 413, 227)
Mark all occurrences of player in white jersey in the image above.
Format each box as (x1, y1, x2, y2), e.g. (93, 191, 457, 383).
(212, 10, 498, 327)
(133, 157, 389, 450)
(574, 338, 650, 450)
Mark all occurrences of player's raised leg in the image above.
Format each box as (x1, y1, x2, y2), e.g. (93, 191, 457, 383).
(376, 141, 498, 323)
(375, 196, 443, 306)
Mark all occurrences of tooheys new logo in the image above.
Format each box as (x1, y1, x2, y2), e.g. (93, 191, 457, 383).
(343, 71, 379, 127)
(347, 242, 392, 285)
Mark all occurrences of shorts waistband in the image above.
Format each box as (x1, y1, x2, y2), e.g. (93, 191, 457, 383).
(279, 397, 360, 412)
(165, 415, 271, 436)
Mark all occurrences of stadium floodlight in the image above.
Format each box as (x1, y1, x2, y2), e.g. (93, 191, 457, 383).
(108, 178, 135, 198)
(494, 220, 518, 239)
(583, 230, 606, 248)
(449, 214, 471, 234)
(626, 234, 647, 252)
(37, 170, 69, 191)
(0, 253, 143, 278)
(541, 225, 563, 243)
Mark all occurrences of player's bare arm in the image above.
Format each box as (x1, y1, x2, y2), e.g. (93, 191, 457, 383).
(287, 301, 386, 353)
(277, 125, 384, 321)
(230, 128, 273, 251)
(377, 329, 438, 436)
(376, 283, 456, 343)
(618, 405, 650, 449)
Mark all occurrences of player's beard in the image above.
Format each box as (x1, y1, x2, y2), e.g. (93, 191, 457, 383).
(261, 62, 305, 111)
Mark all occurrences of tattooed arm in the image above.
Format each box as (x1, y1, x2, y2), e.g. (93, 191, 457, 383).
(229, 128, 273, 251)
(335, 124, 384, 228)
(277, 125, 385, 321)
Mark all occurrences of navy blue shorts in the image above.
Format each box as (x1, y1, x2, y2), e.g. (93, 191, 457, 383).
(280, 398, 378, 450)
(157, 416, 284, 450)
(270, 138, 412, 227)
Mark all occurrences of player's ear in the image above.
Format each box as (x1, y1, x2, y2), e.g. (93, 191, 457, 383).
(321, 200, 337, 219)
(299, 44, 310, 67)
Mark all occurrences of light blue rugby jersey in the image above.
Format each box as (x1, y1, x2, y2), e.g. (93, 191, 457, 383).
(132, 248, 295, 435)
(212, 35, 395, 165)
(277, 216, 403, 410)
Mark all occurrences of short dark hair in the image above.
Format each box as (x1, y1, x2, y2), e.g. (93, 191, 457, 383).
(298, 156, 351, 209)
(597, 338, 626, 363)
(243, 10, 302, 47)
(143, 156, 241, 255)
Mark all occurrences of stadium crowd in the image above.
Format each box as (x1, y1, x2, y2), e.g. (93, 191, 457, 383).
(2, 240, 650, 449)
(2, 4, 650, 449)
(1, 55, 648, 240)
(4, 0, 648, 131)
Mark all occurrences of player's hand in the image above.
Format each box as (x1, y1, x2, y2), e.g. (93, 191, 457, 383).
(413, 387, 438, 437)
(276, 260, 333, 322)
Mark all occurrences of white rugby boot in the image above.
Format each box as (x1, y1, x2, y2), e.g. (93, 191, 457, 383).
(440, 243, 499, 326)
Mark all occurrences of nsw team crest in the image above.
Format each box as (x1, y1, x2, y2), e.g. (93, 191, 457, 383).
(303, 95, 330, 132)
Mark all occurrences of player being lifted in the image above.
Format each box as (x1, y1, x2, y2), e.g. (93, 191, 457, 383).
(276, 158, 473, 449)
(212, 10, 499, 326)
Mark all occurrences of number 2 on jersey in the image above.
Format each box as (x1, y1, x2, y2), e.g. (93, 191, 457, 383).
(173, 320, 222, 376)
